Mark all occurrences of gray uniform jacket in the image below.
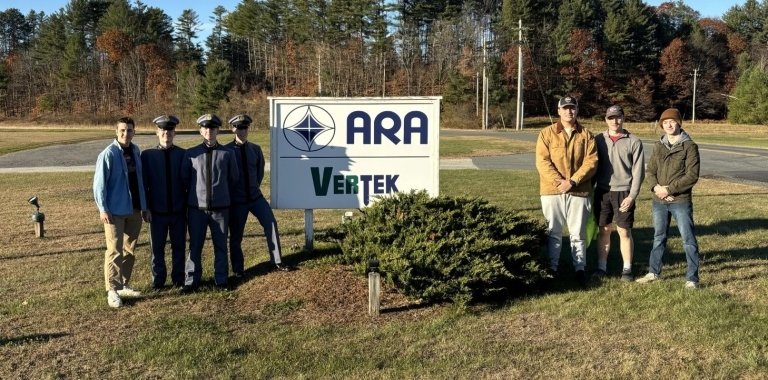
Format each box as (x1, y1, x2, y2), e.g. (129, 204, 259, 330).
(225, 140, 265, 204)
(181, 142, 239, 210)
(594, 129, 645, 200)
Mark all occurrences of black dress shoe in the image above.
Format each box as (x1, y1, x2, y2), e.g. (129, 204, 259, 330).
(180, 284, 198, 294)
(274, 264, 293, 272)
(575, 270, 587, 288)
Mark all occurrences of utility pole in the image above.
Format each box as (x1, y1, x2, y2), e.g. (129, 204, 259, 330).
(482, 34, 488, 130)
(515, 19, 526, 131)
(691, 66, 700, 124)
(476, 72, 480, 117)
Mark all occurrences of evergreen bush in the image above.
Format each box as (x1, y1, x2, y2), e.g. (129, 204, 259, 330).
(328, 191, 547, 303)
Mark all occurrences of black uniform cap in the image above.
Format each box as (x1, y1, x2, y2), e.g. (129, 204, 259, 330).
(196, 114, 222, 128)
(228, 114, 253, 129)
(152, 115, 179, 130)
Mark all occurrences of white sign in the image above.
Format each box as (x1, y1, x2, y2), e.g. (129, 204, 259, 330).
(270, 97, 441, 209)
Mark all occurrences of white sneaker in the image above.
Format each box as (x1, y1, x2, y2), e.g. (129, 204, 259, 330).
(117, 287, 141, 298)
(636, 273, 660, 284)
(107, 290, 122, 308)
(684, 281, 701, 289)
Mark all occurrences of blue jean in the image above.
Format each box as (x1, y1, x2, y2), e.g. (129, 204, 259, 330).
(649, 201, 700, 282)
(229, 197, 283, 274)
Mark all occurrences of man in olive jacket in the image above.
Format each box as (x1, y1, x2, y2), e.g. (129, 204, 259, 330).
(535, 96, 598, 284)
(637, 108, 701, 289)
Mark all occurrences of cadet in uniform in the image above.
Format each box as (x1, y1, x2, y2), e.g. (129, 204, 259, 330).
(141, 115, 187, 288)
(225, 114, 290, 277)
(181, 114, 239, 290)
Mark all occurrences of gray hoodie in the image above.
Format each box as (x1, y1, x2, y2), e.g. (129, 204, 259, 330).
(594, 129, 645, 200)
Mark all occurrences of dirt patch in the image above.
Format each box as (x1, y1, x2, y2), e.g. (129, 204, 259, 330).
(233, 265, 444, 326)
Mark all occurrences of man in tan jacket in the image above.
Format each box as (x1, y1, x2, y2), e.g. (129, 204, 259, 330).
(535, 96, 598, 285)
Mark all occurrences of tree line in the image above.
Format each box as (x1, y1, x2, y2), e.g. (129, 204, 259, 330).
(1, 0, 768, 125)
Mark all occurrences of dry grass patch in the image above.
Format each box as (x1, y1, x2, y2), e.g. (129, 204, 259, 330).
(440, 135, 535, 158)
(1, 170, 767, 378)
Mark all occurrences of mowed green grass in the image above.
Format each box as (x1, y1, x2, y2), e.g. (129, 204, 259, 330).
(0, 170, 766, 378)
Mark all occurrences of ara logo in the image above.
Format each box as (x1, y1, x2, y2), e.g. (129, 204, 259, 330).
(283, 105, 336, 152)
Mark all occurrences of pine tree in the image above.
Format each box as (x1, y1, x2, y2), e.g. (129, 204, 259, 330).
(194, 59, 232, 114)
(174, 9, 203, 69)
(728, 65, 768, 124)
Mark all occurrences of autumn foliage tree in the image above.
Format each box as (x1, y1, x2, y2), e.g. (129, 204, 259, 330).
(660, 38, 692, 108)
(0, 1, 762, 122)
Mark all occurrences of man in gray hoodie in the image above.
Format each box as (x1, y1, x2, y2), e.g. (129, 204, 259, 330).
(636, 108, 701, 289)
(592, 105, 644, 282)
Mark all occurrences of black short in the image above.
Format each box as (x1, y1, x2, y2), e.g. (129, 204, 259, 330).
(593, 188, 635, 229)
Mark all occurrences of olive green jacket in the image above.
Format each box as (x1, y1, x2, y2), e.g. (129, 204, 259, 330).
(646, 131, 700, 203)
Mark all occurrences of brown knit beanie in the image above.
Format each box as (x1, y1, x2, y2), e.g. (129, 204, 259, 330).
(659, 108, 682, 126)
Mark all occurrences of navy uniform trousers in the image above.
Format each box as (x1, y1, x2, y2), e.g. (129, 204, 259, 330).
(149, 212, 186, 287)
(229, 196, 283, 274)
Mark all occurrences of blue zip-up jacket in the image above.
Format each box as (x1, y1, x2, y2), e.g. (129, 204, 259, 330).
(93, 139, 147, 216)
(225, 140, 265, 204)
(181, 142, 239, 210)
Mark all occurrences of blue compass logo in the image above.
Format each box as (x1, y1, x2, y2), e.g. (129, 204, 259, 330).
(282, 105, 336, 152)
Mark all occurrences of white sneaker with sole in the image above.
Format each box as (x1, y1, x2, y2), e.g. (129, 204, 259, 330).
(684, 281, 700, 289)
(117, 287, 141, 298)
(107, 290, 122, 308)
(636, 273, 660, 284)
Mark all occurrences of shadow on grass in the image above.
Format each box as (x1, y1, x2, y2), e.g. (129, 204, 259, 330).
(231, 244, 342, 289)
(629, 218, 768, 272)
(0, 246, 102, 261)
(0, 332, 68, 346)
(380, 302, 434, 314)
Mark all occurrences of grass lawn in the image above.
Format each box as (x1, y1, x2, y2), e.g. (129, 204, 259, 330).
(1, 169, 766, 378)
(0, 129, 116, 155)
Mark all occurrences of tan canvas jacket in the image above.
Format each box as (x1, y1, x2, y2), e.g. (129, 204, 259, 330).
(535, 121, 598, 196)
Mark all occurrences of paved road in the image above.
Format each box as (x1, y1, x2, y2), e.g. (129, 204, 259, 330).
(442, 129, 768, 187)
(1, 130, 766, 187)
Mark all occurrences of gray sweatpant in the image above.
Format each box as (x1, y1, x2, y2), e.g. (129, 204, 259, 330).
(541, 194, 591, 271)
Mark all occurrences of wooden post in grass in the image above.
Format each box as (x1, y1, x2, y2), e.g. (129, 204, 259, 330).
(367, 258, 380, 317)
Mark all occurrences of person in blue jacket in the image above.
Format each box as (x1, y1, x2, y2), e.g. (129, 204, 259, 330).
(93, 116, 148, 308)
(181, 114, 239, 290)
(225, 114, 291, 278)
(141, 115, 187, 289)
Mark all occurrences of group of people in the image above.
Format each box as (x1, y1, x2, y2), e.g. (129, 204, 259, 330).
(536, 96, 701, 289)
(91, 99, 701, 307)
(93, 114, 290, 308)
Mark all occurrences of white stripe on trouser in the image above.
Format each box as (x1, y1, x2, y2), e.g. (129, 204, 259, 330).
(541, 194, 591, 271)
(270, 222, 282, 264)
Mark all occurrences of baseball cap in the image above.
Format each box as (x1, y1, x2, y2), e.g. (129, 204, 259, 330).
(605, 105, 623, 118)
(558, 96, 578, 108)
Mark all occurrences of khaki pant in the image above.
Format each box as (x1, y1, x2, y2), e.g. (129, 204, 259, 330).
(103, 211, 143, 291)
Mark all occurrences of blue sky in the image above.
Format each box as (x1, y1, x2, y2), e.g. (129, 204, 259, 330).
(645, 0, 746, 18)
(1, 0, 750, 40)
(2, 0, 243, 40)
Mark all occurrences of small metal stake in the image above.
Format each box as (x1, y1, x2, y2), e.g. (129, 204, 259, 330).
(367, 258, 380, 317)
(28, 196, 45, 238)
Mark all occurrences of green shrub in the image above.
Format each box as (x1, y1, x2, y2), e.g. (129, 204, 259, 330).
(329, 191, 547, 303)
